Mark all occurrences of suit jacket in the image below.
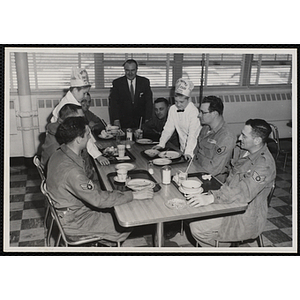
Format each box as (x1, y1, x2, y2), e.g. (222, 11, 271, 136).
(109, 75, 153, 128)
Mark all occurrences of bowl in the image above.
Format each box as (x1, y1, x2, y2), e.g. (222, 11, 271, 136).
(181, 179, 202, 192)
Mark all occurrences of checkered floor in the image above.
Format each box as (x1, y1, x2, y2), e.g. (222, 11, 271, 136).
(8, 153, 293, 249)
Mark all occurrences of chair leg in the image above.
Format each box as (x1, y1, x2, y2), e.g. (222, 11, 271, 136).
(283, 153, 288, 171)
(56, 232, 62, 247)
(215, 240, 219, 247)
(180, 221, 184, 236)
(256, 234, 264, 247)
(46, 218, 54, 247)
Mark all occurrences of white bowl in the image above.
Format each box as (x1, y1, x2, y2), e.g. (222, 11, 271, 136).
(181, 179, 202, 192)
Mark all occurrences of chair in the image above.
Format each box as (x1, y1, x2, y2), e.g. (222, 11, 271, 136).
(268, 124, 292, 170)
(213, 182, 276, 248)
(33, 155, 53, 246)
(40, 180, 121, 247)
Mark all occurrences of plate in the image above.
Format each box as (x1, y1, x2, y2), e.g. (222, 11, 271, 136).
(126, 179, 156, 191)
(136, 138, 153, 144)
(144, 149, 159, 157)
(179, 186, 203, 195)
(158, 151, 181, 159)
(115, 163, 135, 171)
(114, 176, 127, 183)
(165, 198, 187, 210)
(152, 158, 172, 166)
(98, 134, 114, 139)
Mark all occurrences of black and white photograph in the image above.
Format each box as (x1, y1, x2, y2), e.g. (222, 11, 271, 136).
(3, 46, 297, 253)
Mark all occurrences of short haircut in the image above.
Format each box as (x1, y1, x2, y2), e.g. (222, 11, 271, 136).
(202, 96, 224, 115)
(154, 97, 169, 107)
(58, 104, 82, 121)
(123, 59, 138, 68)
(245, 119, 272, 144)
(56, 116, 88, 145)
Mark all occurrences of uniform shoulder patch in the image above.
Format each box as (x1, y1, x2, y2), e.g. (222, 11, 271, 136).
(252, 171, 266, 183)
(216, 146, 226, 155)
(80, 180, 95, 190)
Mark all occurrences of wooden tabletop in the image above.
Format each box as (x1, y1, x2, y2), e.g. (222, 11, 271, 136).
(94, 138, 247, 228)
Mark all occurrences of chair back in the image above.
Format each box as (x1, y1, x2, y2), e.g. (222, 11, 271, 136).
(40, 179, 69, 245)
(267, 124, 280, 161)
(33, 155, 46, 181)
(267, 181, 276, 207)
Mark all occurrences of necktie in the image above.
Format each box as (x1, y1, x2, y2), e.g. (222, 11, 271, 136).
(130, 80, 134, 103)
(177, 109, 184, 112)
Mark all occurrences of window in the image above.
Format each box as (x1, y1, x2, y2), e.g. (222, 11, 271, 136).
(9, 51, 292, 91)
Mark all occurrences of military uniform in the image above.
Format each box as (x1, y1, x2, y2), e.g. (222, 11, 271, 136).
(194, 120, 236, 181)
(190, 144, 276, 246)
(47, 144, 133, 242)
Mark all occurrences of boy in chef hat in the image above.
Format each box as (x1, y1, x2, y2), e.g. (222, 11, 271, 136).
(153, 78, 201, 160)
(50, 68, 109, 166)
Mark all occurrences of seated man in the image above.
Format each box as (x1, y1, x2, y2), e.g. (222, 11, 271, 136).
(188, 119, 276, 247)
(142, 97, 179, 147)
(41, 104, 95, 179)
(194, 96, 236, 182)
(81, 92, 106, 135)
(47, 116, 153, 242)
(153, 78, 201, 160)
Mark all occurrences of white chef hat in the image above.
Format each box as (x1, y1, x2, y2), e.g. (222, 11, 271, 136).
(175, 78, 194, 97)
(70, 67, 91, 87)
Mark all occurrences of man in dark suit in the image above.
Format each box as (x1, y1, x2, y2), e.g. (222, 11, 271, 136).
(109, 59, 153, 129)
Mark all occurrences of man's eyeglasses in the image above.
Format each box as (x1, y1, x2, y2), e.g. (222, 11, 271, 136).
(199, 110, 211, 115)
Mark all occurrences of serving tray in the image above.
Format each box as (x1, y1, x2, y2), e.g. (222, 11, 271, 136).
(107, 169, 161, 192)
(98, 147, 136, 164)
(172, 172, 222, 193)
(141, 148, 187, 166)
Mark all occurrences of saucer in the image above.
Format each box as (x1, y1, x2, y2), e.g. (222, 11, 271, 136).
(114, 176, 127, 183)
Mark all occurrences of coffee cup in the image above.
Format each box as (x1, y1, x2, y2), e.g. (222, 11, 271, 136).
(134, 129, 143, 140)
(117, 144, 126, 158)
(117, 168, 127, 182)
(178, 172, 188, 185)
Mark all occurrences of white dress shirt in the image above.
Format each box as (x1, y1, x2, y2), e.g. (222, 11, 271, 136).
(158, 102, 201, 157)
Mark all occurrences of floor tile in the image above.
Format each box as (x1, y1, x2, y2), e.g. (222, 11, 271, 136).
(24, 193, 45, 202)
(264, 219, 279, 231)
(274, 241, 293, 247)
(10, 202, 24, 212)
(268, 216, 292, 228)
(26, 179, 41, 187)
(23, 200, 45, 210)
(19, 227, 45, 242)
(262, 229, 292, 244)
(10, 231, 20, 243)
(269, 197, 288, 207)
(26, 186, 41, 193)
(10, 187, 26, 195)
(267, 207, 283, 218)
(280, 227, 292, 237)
(21, 217, 44, 230)
(10, 210, 23, 221)
(18, 239, 45, 247)
(10, 174, 28, 182)
(10, 194, 25, 203)
(10, 181, 27, 188)
(10, 220, 22, 232)
(273, 205, 292, 216)
(22, 208, 45, 219)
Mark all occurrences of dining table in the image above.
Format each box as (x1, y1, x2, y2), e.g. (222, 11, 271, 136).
(93, 135, 248, 247)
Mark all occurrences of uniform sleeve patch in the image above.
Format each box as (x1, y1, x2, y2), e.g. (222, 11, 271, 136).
(80, 180, 95, 190)
(252, 171, 266, 183)
(216, 146, 226, 155)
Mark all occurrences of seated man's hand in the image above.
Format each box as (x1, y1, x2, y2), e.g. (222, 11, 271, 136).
(132, 188, 154, 200)
(96, 155, 110, 166)
(152, 145, 163, 150)
(113, 120, 121, 127)
(183, 154, 192, 161)
(186, 194, 214, 207)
